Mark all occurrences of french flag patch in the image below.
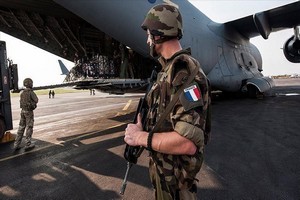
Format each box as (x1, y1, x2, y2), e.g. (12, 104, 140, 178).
(184, 85, 201, 102)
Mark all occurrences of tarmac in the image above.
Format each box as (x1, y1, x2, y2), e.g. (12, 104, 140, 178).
(198, 78, 300, 199)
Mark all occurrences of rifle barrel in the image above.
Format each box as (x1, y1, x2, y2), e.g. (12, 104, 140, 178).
(119, 162, 133, 195)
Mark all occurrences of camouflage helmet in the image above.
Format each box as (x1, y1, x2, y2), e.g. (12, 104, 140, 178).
(141, 4, 183, 39)
(23, 78, 33, 88)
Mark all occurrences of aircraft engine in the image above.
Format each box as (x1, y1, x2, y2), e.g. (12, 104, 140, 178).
(283, 26, 300, 63)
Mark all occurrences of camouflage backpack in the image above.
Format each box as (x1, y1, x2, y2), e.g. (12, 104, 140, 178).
(20, 89, 37, 111)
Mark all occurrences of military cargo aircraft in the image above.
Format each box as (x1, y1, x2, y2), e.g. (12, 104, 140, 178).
(0, 0, 299, 97)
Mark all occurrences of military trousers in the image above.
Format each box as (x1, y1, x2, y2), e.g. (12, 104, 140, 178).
(149, 158, 198, 200)
(14, 110, 34, 147)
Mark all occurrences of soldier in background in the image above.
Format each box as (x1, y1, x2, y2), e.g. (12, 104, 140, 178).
(124, 4, 211, 200)
(51, 90, 55, 98)
(13, 78, 39, 151)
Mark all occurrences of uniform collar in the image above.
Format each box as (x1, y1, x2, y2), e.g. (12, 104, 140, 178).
(158, 48, 191, 70)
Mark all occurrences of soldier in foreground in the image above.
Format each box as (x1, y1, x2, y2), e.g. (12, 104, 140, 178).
(124, 3, 211, 200)
(13, 78, 39, 151)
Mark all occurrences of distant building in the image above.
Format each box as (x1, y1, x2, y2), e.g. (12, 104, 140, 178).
(290, 73, 300, 78)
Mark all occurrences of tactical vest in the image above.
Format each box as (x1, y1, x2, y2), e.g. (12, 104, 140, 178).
(20, 89, 37, 111)
(145, 50, 211, 190)
(145, 50, 211, 142)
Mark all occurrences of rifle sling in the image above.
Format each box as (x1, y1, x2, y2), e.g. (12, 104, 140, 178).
(147, 63, 199, 151)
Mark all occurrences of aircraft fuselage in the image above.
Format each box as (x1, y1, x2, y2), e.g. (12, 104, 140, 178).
(54, 0, 270, 94)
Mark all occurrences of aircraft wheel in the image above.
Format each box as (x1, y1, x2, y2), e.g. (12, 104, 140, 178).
(247, 85, 259, 99)
(247, 85, 263, 99)
(0, 118, 5, 139)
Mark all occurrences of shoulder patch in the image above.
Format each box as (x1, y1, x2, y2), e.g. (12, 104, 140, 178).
(184, 84, 201, 102)
(179, 83, 203, 111)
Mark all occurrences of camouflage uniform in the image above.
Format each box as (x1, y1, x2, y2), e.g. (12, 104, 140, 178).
(145, 49, 210, 199)
(141, 4, 211, 200)
(14, 79, 39, 149)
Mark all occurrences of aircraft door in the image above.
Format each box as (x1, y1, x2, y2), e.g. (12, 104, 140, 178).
(216, 43, 260, 92)
(234, 50, 258, 74)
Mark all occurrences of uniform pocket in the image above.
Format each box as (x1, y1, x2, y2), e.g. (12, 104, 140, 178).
(174, 154, 203, 190)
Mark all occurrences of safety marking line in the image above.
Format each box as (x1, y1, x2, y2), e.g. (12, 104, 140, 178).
(122, 100, 132, 111)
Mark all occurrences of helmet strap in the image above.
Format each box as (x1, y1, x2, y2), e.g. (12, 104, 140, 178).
(150, 43, 158, 58)
(152, 35, 175, 44)
(149, 34, 176, 58)
(149, 34, 158, 58)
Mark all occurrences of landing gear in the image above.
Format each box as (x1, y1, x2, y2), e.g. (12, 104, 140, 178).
(247, 85, 263, 99)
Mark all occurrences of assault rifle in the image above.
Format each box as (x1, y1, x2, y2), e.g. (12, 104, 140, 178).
(119, 67, 157, 195)
(119, 96, 148, 195)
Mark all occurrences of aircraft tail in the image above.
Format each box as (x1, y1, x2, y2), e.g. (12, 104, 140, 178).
(58, 60, 69, 75)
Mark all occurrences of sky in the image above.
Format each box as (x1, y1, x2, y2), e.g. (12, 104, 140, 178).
(0, 0, 299, 87)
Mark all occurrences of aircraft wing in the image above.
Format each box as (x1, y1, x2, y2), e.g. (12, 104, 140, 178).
(225, 1, 300, 39)
(31, 78, 148, 94)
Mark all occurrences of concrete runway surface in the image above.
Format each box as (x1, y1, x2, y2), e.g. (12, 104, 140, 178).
(0, 79, 299, 200)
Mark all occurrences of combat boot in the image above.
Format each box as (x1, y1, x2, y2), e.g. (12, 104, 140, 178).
(24, 143, 35, 151)
(13, 145, 21, 151)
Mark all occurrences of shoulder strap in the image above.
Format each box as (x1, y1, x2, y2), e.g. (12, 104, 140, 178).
(151, 60, 199, 133)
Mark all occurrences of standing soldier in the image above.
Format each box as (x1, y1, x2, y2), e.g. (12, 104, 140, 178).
(124, 3, 211, 200)
(51, 90, 55, 98)
(13, 78, 39, 151)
